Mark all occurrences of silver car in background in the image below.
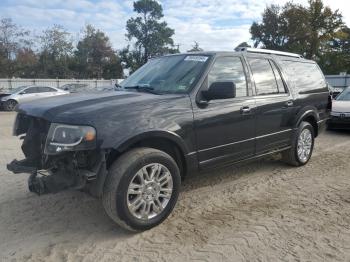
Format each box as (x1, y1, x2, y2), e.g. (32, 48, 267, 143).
(328, 87, 350, 129)
(0, 85, 69, 111)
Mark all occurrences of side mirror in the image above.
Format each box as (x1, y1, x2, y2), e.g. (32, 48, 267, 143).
(202, 82, 236, 101)
(19, 91, 26, 95)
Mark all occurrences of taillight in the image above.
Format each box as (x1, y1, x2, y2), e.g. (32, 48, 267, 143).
(327, 93, 332, 110)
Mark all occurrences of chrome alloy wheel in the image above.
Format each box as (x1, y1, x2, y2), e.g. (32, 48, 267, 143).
(127, 163, 173, 220)
(297, 129, 312, 163)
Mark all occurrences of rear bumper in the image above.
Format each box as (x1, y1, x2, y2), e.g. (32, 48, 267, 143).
(327, 116, 350, 130)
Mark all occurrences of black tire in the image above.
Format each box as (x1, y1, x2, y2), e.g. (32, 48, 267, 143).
(102, 147, 181, 231)
(4, 99, 17, 111)
(282, 121, 315, 166)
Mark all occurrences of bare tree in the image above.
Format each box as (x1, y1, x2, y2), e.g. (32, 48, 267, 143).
(0, 18, 31, 77)
(0, 18, 30, 60)
(188, 41, 203, 52)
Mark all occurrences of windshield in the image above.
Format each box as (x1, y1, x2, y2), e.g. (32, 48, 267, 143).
(120, 54, 210, 94)
(336, 87, 350, 101)
(9, 86, 27, 94)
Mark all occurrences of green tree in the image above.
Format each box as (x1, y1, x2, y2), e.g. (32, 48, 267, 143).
(188, 41, 203, 52)
(124, 0, 177, 69)
(74, 25, 122, 79)
(38, 24, 73, 78)
(318, 27, 350, 74)
(250, 0, 344, 60)
(119, 45, 144, 73)
(234, 42, 251, 51)
(250, 5, 284, 50)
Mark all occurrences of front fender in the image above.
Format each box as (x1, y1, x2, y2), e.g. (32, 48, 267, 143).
(113, 129, 190, 155)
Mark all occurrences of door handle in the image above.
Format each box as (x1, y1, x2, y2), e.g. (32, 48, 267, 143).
(240, 106, 251, 114)
(285, 100, 294, 107)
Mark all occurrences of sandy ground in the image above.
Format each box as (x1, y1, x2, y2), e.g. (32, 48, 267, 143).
(1, 111, 350, 261)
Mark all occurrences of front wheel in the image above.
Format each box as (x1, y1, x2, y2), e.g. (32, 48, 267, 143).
(102, 147, 181, 231)
(282, 121, 315, 166)
(4, 99, 17, 111)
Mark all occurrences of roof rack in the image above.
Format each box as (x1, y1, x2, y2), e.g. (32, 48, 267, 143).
(236, 47, 303, 58)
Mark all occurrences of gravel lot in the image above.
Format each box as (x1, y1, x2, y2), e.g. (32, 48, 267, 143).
(1, 111, 350, 261)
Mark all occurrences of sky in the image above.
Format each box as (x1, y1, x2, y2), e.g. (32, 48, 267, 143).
(0, 0, 349, 52)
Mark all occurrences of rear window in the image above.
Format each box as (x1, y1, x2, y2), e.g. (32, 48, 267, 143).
(282, 60, 326, 93)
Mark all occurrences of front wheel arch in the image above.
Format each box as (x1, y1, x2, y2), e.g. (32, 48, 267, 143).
(109, 132, 189, 179)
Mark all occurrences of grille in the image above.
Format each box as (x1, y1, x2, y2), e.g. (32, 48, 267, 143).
(17, 114, 51, 168)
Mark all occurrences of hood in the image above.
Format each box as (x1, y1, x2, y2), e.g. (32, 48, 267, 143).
(17, 90, 186, 124)
(332, 100, 350, 113)
(0, 93, 11, 99)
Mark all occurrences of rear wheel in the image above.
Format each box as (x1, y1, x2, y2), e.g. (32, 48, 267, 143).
(282, 121, 315, 166)
(4, 100, 17, 111)
(102, 147, 181, 231)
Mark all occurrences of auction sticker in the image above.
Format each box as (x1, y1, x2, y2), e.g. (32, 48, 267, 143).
(184, 56, 208, 62)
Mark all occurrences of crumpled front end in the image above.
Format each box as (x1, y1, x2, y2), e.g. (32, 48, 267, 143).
(7, 113, 107, 196)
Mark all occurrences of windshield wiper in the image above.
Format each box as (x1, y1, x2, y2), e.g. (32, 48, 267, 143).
(124, 85, 161, 95)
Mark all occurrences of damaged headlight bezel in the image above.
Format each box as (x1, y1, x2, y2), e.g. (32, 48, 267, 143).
(44, 123, 97, 155)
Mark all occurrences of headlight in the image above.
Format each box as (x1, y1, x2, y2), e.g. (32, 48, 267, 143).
(44, 123, 96, 154)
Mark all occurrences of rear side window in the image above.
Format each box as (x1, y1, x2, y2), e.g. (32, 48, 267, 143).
(282, 61, 326, 92)
(248, 58, 279, 95)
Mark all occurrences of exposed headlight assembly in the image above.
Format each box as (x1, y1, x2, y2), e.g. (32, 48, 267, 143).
(45, 123, 96, 154)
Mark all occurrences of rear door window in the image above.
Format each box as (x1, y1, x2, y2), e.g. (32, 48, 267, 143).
(248, 58, 279, 95)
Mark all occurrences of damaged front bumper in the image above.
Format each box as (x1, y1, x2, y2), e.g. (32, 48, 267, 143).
(7, 113, 108, 197)
(7, 152, 107, 196)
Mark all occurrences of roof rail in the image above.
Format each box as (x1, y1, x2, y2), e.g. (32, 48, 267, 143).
(236, 47, 302, 58)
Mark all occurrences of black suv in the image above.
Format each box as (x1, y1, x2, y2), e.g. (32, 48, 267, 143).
(7, 48, 330, 231)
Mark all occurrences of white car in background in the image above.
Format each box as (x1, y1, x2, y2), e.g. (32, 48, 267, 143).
(0, 85, 69, 111)
(328, 87, 350, 130)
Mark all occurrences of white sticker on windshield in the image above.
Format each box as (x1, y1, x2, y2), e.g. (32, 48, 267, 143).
(184, 56, 208, 62)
